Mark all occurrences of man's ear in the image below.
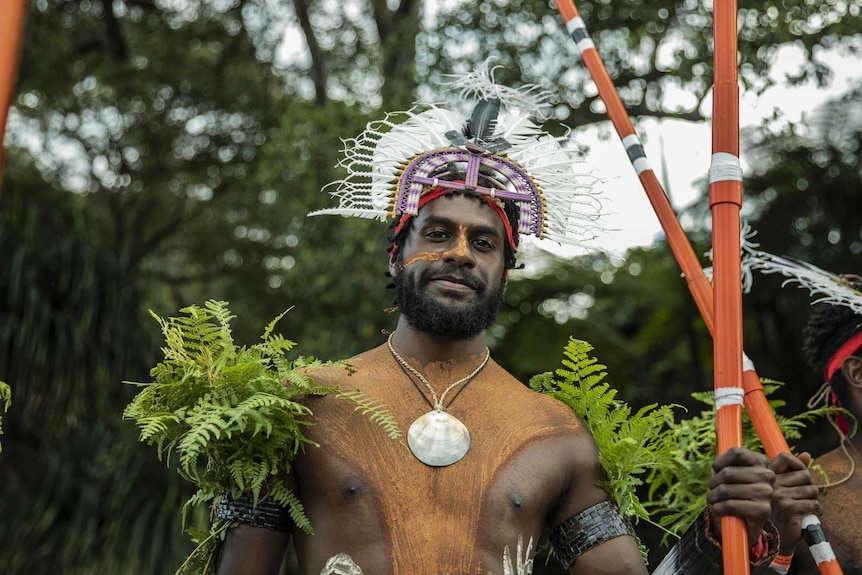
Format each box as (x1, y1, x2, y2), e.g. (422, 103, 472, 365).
(842, 355, 862, 388)
(388, 253, 401, 279)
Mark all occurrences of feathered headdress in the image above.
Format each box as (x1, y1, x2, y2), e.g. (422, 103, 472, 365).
(309, 61, 602, 248)
(739, 230, 862, 436)
(738, 230, 862, 316)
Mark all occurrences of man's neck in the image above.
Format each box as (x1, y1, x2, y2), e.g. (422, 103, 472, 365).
(390, 317, 488, 367)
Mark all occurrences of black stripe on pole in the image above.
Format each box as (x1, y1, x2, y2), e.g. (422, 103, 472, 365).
(802, 523, 828, 546)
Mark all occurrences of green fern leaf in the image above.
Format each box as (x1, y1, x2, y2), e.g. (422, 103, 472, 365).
(338, 389, 403, 441)
(124, 301, 398, 571)
(534, 338, 683, 559)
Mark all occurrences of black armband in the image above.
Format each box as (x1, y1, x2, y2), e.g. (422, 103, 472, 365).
(550, 501, 637, 569)
(215, 492, 292, 532)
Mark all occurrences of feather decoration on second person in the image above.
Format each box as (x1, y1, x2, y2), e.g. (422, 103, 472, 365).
(738, 229, 862, 315)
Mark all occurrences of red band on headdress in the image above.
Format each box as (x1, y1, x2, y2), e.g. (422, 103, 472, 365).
(830, 390, 850, 436)
(393, 185, 516, 250)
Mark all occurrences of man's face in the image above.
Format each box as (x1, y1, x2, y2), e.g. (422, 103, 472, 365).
(391, 194, 508, 340)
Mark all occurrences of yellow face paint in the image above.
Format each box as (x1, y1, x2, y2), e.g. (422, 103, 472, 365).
(449, 224, 469, 258)
(401, 225, 470, 268)
(401, 251, 442, 268)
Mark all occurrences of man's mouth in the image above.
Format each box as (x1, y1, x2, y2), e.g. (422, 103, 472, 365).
(428, 274, 479, 293)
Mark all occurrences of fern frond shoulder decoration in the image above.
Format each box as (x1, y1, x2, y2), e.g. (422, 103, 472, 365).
(529, 338, 681, 558)
(124, 300, 400, 574)
(530, 339, 842, 558)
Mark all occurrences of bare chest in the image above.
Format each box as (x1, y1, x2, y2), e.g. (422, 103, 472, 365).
(290, 351, 582, 573)
(292, 428, 572, 575)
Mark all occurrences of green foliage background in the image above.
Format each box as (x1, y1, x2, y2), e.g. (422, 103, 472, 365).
(1, 0, 860, 573)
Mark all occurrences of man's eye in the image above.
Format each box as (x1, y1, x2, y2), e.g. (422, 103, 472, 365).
(473, 238, 495, 250)
(425, 230, 448, 239)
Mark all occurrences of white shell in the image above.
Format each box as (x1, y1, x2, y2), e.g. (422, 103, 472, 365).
(407, 410, 470, 467)
(319, 553, 363, 575)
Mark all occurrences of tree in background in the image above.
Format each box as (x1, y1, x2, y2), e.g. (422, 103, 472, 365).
(1, 0, 860, 572)
(495, 241, 713, 411)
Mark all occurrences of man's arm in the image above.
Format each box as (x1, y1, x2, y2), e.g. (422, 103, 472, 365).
(215, 473, 298, 575)
(217, 525, 290, 575)
(564, 532, 649, 575)
(768, 451, 822, 575)
(543, 428, 650, 575)
(706, 447, 776, 547)
(769, 452, 821, 556)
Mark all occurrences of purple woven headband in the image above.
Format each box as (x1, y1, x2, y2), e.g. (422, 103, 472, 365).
(393, 148, 545, 238)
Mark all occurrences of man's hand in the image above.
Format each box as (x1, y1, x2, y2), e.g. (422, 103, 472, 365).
(707, 446, 775, 546)
(770, 451, 821, 554)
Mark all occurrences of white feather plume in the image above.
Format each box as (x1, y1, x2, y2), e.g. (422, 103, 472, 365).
(310, 61, 603, 247)
(743, 249, 862, 315)
(703, 224, 862, 316)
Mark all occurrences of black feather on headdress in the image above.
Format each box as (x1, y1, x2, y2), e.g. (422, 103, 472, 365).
(446, 98, 511, 153)
(466, 98, 500, 141)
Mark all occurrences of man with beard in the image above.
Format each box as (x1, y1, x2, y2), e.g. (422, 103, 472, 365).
(215, 73, 783, 575)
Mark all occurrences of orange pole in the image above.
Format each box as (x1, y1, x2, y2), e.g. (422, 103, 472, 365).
(0, 0, 28, 193)
(554, 0, 716, 320)
(553, 1, 845, 573)
(709, 0, 749, 570)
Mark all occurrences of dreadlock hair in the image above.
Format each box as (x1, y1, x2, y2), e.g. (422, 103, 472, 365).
(802, 276, 862, 409)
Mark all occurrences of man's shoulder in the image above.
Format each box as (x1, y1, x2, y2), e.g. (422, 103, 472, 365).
(485, 362, 581, 409)
(479, 361, 589, 435)
(306, 343, 388, 384)
(812, 447, 862, 491)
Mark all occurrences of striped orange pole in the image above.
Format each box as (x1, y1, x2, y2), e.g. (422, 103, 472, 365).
(554, 0, 715, 320)
(0, 0, 28, 194)
(553, 1, 844, 574)
(556, 0, 747, 570)
(709, 0, 749, 572)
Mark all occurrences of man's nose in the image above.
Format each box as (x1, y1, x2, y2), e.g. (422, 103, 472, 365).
(442, 228, 476, 267)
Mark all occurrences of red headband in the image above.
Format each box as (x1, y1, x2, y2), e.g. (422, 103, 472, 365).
(393, 186, 517, 251)
(824, 330, 862, 382)
(824, 330, 862, 436)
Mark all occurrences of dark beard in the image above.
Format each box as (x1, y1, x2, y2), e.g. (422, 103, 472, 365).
(393, 265, 505, 340)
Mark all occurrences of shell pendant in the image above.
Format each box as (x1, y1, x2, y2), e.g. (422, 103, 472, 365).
(407, 410, 470, 467)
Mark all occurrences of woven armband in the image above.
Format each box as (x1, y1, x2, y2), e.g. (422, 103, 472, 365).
(549, 501, 636, 568)
(216, 492, 292, 532)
